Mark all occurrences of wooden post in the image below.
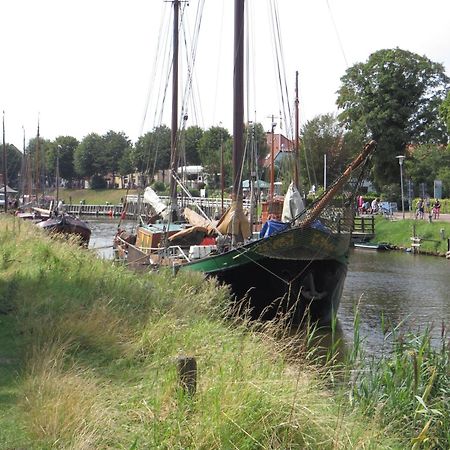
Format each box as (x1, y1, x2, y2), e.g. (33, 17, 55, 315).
(177, 355, 197, 396)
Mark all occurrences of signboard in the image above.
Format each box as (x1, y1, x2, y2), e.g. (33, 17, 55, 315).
(434, 180, 442, 199)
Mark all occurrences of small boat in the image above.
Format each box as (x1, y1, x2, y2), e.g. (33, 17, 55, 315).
(36, 214, 91, 246)
(354, 242, 390, 251)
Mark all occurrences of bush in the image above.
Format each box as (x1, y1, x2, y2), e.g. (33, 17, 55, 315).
(151, 181, 166, 193)
(90, 174, 107, 189)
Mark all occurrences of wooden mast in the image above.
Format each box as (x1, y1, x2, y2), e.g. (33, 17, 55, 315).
(232, 0, 244, 202)
(56, 145, 60, 209)
(214, 0, 250, 240)
(294, 70, 299, 188)
(35, 117, 40, 202)
(2, 111, 7, 212)
(169, 0, 180, 220)
(269, 114, 275, 201)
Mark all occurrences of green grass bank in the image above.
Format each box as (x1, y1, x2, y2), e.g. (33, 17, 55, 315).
(2, 216, 449, 448)
(0, 216, 403, 449)
(373, 216, 450, 254)
(48, 188, 138, 205)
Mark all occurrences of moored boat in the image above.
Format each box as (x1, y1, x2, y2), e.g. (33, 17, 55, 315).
(37, 214, 91, 246)
(354, 242, 391, 251)
(114, 0, 376, 324)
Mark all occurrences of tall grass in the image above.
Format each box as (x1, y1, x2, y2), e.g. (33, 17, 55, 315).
(0, 216, 400, 449)
(351, 327, 449, 449)
(330, 298, 450, 450)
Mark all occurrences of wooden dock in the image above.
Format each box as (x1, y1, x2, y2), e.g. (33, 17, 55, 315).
(352, 215, 375, 241)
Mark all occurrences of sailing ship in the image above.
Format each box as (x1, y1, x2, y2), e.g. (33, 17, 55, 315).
(115, 0, 376, 324)
(36, 214, 91, 246)
(17, 125, 92, 245)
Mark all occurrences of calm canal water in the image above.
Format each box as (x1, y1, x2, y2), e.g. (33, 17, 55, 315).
(89, 219, 450, 352)
(339, 249, 450, 351)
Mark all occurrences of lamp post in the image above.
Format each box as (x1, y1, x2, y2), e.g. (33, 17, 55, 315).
(396, 155, 405, 219)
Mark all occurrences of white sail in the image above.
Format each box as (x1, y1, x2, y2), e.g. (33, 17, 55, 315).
(282, 182, 305, 222)
(143, 186, 167, 215)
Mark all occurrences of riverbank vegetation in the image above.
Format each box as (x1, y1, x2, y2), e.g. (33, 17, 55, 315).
(0, 216, 393, 449)
(1, 215, 449, 448)
(47, 188, 138, 206)
(348, 317, 450, 450)
(373, 216, 450, 254)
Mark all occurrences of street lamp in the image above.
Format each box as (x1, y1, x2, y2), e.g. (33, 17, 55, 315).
(396, 155, 405, 219)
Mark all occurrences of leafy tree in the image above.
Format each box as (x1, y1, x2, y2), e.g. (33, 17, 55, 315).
(46, 136, 79, 185)
(246, 122, 268, 177)
(25, 137, 52, 192)
(337, 48, 449, 189)
(118, 147, 134, 177)
(74, 133, 106, 179)
(440, 90, 450, 146)
(0, 144, 22, 187)
(183, 125, 203, 165)
(405, 144, 450, 197)
(300, 114, 360, 191)
(133, 126, 171, 177)
(103, 130, 131, 180)
(197, 126, 231, 188)
(436, 166, 450, 197)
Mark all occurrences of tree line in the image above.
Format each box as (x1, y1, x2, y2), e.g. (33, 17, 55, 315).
(2, 48, 450, 199)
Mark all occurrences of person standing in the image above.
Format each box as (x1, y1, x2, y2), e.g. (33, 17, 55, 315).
(433, 199, 441, 219)
(357, 195, 364, 215)
(371, 198, 379, 214)
(416, 198, 424, 219)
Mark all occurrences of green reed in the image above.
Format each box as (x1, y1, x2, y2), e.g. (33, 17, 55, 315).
(338, 300, 450, 449)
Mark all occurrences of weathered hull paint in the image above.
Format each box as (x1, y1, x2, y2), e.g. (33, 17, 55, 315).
(181, 226, 350, 324)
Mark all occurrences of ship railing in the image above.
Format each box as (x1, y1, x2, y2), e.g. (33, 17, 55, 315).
(136, 245, 190, 263)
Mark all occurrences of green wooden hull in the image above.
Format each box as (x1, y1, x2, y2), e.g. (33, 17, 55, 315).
(181, 226, 350, 324)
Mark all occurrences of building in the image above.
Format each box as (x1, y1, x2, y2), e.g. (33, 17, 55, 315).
(263, 133, 294, 168)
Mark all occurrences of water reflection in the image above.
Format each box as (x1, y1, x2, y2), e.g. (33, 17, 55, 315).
(339, 249, 450, 352)
(88, 218, 135, 259)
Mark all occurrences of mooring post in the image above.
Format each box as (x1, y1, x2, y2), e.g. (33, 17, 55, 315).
(177, 355, 197, 396)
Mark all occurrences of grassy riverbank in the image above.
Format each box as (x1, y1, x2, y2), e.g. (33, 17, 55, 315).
(2, 217, 449, 448)
(0, 216, 402, 449)
(374, 216, 450, 254)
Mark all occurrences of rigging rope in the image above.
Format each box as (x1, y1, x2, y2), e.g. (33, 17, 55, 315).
(140, 5, 171, 136)
(212, 0, 226, 125)
(325, 0, 349, 68)
(268, 0, 293, 143)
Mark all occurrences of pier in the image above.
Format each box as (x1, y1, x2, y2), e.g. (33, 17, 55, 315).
(352, 215, 375, 241)
(65, 196, 252, 219)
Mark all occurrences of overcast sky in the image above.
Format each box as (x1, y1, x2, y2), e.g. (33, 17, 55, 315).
(2, 0, 449, 150)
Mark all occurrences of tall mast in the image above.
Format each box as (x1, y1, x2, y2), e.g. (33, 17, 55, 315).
(169, 0, 180, 217)
(35, 117, 40, 201)
(2, 111, 7, 212)
(232, 0, 245, 201)
(56, 145, 60, 208)
(270, 114, 275, 201)
(294, 70, 299, 188)
(22, 126, 27, 203)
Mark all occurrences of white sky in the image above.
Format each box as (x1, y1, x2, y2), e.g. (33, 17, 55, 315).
(1, 0, 449, 150)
